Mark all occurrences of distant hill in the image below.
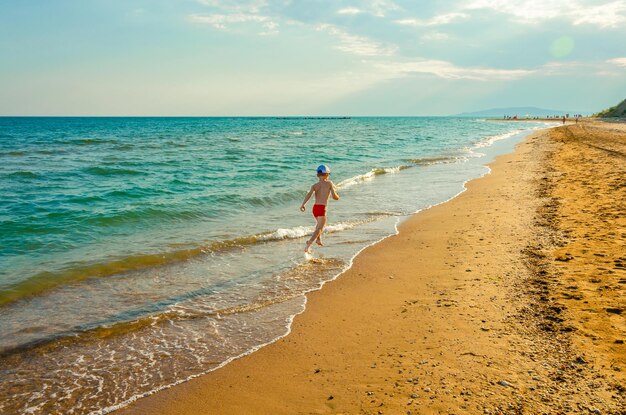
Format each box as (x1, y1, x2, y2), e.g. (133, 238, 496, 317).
(593, 98, 626, 118)
(456, 107, 574, 117)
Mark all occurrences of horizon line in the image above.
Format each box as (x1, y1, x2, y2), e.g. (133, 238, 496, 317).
(0, 114, 589, 118)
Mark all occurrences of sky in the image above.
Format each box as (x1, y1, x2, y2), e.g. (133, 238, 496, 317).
(1, 0, 625, 116)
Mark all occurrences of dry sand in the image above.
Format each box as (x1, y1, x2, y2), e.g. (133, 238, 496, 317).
(534, 121, 626, 386)
(118, 122, 625, 415)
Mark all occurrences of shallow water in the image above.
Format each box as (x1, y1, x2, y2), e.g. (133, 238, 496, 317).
(0, 117, 553, 414)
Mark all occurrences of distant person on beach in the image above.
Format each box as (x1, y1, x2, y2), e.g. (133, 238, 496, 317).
(562, 116, 566, 124)
(300, 164, 340, 253)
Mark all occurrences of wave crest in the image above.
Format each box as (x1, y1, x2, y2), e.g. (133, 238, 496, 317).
(82, 166, 146, 176)
(337, 166, 409, 189)
(403, 155, 459, 165)
(473, 130, 522, 149)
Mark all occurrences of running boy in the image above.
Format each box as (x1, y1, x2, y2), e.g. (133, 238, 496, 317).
(300, 164, 340, 253)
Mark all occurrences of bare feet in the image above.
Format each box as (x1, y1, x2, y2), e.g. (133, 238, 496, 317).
(315, 237, 324, 246)
(305, 241, 312, 253)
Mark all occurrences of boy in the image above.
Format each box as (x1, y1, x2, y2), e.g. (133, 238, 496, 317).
(300, 164, 340, 253)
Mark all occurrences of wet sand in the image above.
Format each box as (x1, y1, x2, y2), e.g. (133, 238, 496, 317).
(118, 121, 625, 415)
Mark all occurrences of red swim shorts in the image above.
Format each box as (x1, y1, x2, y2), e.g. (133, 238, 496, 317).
(312, 204, 326, 218)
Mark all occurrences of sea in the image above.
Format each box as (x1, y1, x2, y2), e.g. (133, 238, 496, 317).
(0, 117, 553, 414)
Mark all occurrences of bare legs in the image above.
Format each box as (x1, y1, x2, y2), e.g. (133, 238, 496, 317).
(305, 215, 326, 253)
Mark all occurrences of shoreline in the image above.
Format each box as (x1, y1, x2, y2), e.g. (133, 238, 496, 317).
(104, 130, 533, 414)
(117, 130, 541, 414)
(1, 119, 555, 415)
(117, 123, 625, 414)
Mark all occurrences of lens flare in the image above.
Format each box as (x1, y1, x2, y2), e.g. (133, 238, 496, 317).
(550, 36, 575, 58)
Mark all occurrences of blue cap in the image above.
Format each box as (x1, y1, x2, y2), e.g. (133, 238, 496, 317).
(316, 164, 330, 174)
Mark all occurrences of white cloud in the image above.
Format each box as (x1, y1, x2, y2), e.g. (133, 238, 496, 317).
(532, 60, 626, 78)
(420, 31, 450, 41)
(537, 60, 626, 78)
(259, 20, 279, 35)
(367, 0, 400, 17)
(189, 13, 278, 33)
(336, 0, 400, 17)
(337, 7, 364, 15)
(464, 0, 626, 28)
(464, 0, 562, 21)
(196, 0, 268, 14)
(395, 12, 468, 26)
(568, 1, 626, 27)
(538, 60, 586, 75)
(316, 24, 398, 56)
(607, 57, 626, 67)
(376, 59, 535, 80)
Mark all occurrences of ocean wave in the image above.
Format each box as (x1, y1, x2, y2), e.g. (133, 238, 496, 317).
(0, 258, 345, 359)
(26, 205, 209, 230)
(20, 190, 305, 232)
(82, 166, 146, 176)
(243, 189, 304, 207)
(66, 194, 107, 205)
(104, 187, 162, 200)
(72, 138, 120, 145)
(83, 206, 208, 226)
(337, 165, 409, 189)
(6, 171, 40, 178)
(403, 155, 460, 165)
(34, 149, 65, 155)
(0, 218, 381, 308)
(473, 130, 522, 149)
(256, 221, 356, 241)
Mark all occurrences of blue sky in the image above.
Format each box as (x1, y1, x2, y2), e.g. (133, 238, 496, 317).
(1, 0, 625, 115)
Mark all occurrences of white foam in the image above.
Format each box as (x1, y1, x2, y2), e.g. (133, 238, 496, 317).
(256, 221, 356, 242)
(325, 222, 354, 232)
(465, 122, 559, 159)
(337, 166, 403, 189)
(337, 171, 376, 189)
(473, 130, 522, 149)
(258, 226, 313, 240)
(374, 166, 402, 174)
(256, 222, 352, 241)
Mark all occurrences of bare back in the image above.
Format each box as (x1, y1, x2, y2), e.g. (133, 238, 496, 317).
(312, 180, 336, 205)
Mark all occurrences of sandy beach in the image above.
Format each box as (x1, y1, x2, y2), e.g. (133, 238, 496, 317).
(118, 122, 625, 415)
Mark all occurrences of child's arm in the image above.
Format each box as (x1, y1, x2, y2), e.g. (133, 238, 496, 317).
(300, 186, 315, 211)
(330, 181, 340, 201)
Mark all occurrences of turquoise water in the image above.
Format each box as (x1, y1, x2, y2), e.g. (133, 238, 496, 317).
(0, 117, 551, 414)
